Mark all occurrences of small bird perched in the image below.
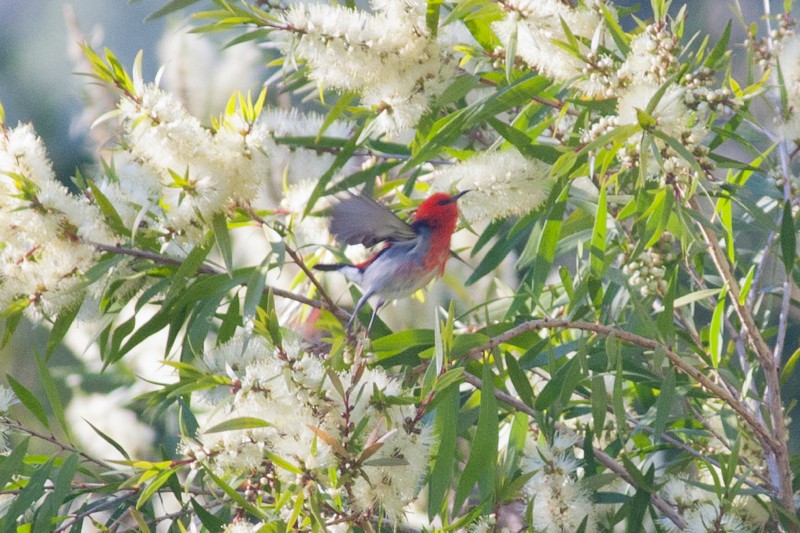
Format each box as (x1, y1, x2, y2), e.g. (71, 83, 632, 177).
(315, 190, 468, 332)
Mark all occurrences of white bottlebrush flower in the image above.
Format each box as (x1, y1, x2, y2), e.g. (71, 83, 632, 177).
(492, 0, 613, 95)
(0, 123, 112, 317)
(431, 149, 553, 222)
(616, 81, 691, 139)
(0, 386, 18, 413)
(276, 0, 455, 136)
(522, 432, 596, 532)
(774, 34, 800, 140)
(183, 332, 431, 521)
(618, 25, 678, 85)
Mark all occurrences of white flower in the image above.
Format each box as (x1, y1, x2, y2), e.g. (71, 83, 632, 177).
(276, 0, 455, 136)
(492, 0, 613, 95)
(0, 123, 111, 317)
(616, 81, 690, 139)
(774, 34, 800, 140)
(431, 149, 553, 222)
(0, 387, 18, 413)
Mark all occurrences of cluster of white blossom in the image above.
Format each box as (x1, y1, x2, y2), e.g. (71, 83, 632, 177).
(771, 32, 800, 140)
(492, 0, 614, 97)
(0, 386, 19, 455)
(522, 432, 597, 532)
(431, 148, 553, 222)
(181, 333, 431, 523)
(0, 123, 114, 317)
(275, 0, 456, 136)
(657, 477, 768, 533)
(116, 85, 272, 242)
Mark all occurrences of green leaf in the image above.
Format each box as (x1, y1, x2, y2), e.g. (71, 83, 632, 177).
(781, 345, 800, 386)
(591, 183, 608, 276)
(506, 354, 534, 407)
(404, 74, 549, 172)
(145, 0, 200, 20)
(190, 498, 225, 532)
(84, 419, 131, 461)
(7, 375, 48, 429)
(454, 363, 498, 513)
(204, 417, 271, 434)
(591, 375, 607, 438)
(709, 286, 727, 368)
(653, 368, 675, 441)
(0, 437, 28, 490)
(427, 384, 458, 519)
(781, 200, 796, 273)
(33, 454, 78, 533)
(535, 355, 581, 411)
(45, 303, 80, 359)
(243, 258, 270, 327)
(673, 288, 721, 308)
(34, 353, 69, 439)
(212, 212, 234, 274)
(136, 467, 178, 509)
(517, 184, 569, 299)
(371, 329, 433, 352)
(3, 459, 53, 533)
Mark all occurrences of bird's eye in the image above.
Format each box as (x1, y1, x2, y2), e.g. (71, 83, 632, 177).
(437, 199, 449, 206)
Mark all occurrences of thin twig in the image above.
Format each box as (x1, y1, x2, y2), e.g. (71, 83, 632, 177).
(4, 419, 117, 472)
(462, 319, 780, 457)
(91, 242, 349, 321)
(689, 197, 795, 517)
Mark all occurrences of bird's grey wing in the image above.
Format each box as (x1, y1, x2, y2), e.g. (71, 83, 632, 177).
(329, 194, 418, 247)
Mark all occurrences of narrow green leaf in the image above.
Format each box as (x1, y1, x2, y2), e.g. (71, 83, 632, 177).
(506, 354, 534, 407)
(7, 375, 48, 429)
(781, 345, 800, 386)
(591, 183, 608, 276)
(591, 375, 607, 437)
(428, 384, 458, 519)
(136, 468, 178, 509)
(204, 417, 271, 434)
(674, 288, 721, 308)
(0, 437, 28, 490)
(84, 419, 131, 461)
(212, 212, 234, 274)
(3, 459, 53, 533)
(710, 287, 727, 368)
(190, 498, 225, 532)
(145, 0, 200, 20)
(653, 369, 675, 441)
(45, 303, 80, 359)
(33, 454, 78, 533)
(454, 363, 498, 512)
(34, 353, 69, 439)
(535, 355, 581, 411)
(243, 258, 270, 327)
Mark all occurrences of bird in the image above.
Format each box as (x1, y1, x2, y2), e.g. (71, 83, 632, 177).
(314, 190, 468, 332)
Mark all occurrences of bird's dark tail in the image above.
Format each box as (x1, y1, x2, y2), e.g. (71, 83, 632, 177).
(313, 263, 346, 271)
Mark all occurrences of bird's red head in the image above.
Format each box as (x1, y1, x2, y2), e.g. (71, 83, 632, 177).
(414, 191, 467, 234)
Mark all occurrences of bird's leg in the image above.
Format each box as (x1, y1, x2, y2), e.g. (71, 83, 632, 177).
(367, 299, 385, 334)
(348, 291, 373, 331)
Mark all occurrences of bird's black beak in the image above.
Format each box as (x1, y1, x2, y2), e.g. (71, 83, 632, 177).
(442, 190, 470, 204)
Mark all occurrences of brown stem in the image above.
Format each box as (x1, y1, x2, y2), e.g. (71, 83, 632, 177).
(689, 199, 795, 517)
(90, 242, 349, 322)
(462, 319, 780, 460)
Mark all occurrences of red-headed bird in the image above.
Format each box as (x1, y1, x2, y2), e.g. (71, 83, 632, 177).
(315, 191, 468, 332)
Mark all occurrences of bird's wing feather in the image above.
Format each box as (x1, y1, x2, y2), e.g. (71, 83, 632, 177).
(329, 194, 417, 247)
